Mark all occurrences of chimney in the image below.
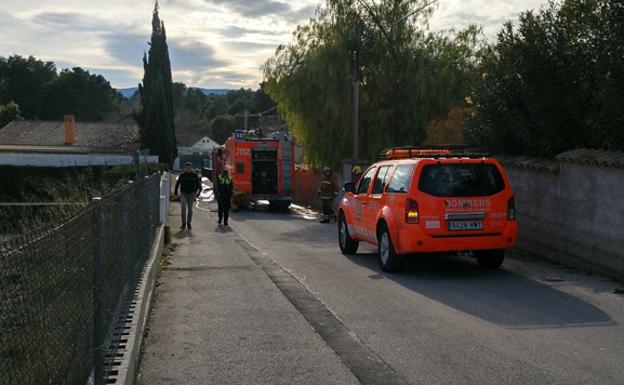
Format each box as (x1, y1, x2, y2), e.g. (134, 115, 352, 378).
(64, 115, 76, 145)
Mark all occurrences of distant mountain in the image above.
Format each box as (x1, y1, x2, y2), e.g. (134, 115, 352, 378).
(117, 88, 139, 98)
(116, 87, 231, 99)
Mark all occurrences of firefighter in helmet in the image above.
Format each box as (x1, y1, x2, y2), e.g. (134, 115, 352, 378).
(318, 166, 338, 223)
(217, 169, 234, 226)
(351, 164, 363, 183)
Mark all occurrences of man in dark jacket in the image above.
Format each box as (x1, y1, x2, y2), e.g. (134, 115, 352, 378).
(217, 169, 234, 226)
(174, 162, 202, 230)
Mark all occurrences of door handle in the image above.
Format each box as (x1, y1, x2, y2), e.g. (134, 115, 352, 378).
(362, 202, 368, 205)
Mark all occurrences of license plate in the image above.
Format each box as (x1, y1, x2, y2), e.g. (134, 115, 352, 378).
(448, 221, 483, 231)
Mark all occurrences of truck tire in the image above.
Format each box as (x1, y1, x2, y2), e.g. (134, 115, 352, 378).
(378, 224, 405, 273)
(476, 250, 505, 269)
(338, 214, 359, 254)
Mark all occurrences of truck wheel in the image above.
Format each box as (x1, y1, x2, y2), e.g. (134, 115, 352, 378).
(476, 250, 505, 269)
(338, 214, 359, 254)
(378, 224, 405, 273)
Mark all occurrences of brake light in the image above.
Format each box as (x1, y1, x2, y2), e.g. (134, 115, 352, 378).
(507, 196, 516, 220)
(406, 198, 419, 224)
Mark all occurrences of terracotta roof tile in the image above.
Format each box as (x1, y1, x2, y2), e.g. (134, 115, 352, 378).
(556, 148, 624, 168)
(0, 120, 140, 153)
(497, 154, 560, 173)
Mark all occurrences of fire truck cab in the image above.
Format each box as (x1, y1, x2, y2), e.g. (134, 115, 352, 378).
(213, 130, 295, 210)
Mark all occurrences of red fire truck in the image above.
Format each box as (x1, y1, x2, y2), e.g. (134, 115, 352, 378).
(212, 131, 295, 210)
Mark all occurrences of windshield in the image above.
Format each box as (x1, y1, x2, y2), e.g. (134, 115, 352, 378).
(418, 164, 505, 197)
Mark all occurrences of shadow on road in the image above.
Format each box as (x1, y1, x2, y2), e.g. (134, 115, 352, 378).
(346, 253, 616, 330)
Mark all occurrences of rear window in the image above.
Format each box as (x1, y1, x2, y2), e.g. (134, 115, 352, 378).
(386, 165, 414, 194)
(419, 164, 505, 197)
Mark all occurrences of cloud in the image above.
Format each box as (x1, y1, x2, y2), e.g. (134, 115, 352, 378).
(218, 26, 283, 38)
(203, 0, 314, 21)
(169, 41, 228, 70)
(104, 33, 148, 67)
(224, 41, 279, 51)
(103, 33, 227, 70)
(205, 0, 291, 18)
(35, 11, 121, 31)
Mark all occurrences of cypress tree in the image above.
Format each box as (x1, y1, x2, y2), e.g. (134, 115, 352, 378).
(138, 1, 177, 165)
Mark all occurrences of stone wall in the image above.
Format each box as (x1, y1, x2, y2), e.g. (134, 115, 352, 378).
(501, 150, 624, 281)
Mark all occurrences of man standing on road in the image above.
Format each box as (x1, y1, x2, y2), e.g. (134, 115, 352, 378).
(174, 162, 202, 230)
(217, 169, 234, 226)
(319, 166, 338, 224)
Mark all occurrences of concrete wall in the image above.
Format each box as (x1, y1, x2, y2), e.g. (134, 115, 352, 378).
(505, 161, 624, 280)
(0, 152, 159, 167)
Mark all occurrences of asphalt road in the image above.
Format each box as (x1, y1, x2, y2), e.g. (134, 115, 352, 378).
(227, 203, 624, 385)
(140, 201, 624, 385)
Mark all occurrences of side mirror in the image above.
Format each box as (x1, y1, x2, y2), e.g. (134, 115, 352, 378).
(343, 181, 356, 194)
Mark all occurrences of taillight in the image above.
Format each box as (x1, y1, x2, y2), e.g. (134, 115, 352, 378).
(507, 196, 516, 220)
(406, 198, 419, 224)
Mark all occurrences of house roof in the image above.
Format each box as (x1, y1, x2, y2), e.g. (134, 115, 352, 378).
(0, 120, 140, 154)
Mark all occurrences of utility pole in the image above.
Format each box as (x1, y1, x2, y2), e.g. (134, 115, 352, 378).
(351, 21, 361, 165)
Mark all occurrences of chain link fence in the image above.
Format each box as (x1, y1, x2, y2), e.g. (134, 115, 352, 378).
(0, 173, 163, 385)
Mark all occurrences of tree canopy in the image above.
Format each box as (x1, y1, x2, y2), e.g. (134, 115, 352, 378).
(264, 0, 480, 167)
(0, 101, 22, 128)
(0, 55, 124, 122)
(466, 0, 624, 156)
(0, 55, 57, 119)
(170, 84, 278, 145)
(40, 67, 121, 121)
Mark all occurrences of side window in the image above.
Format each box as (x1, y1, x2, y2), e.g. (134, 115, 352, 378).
(372, 165, 392, 194)
(357, 167, 376, 194)
(386, 164, 415, 194)
(236, 162, 245, 174)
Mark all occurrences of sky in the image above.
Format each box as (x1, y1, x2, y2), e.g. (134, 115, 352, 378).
(0, 0, 545, 90)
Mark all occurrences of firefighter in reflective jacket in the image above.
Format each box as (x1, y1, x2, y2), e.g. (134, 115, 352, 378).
(217, 170, 234, 226)
(318, 166, 338, 223)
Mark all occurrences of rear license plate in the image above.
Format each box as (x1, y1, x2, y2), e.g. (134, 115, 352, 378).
(448, 221, 483, 231)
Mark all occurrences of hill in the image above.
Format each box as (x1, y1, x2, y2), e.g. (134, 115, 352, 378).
(116, 87, 231, 99)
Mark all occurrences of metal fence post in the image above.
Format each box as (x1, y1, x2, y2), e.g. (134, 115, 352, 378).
(160, 172, 170, 226)
(91, 197, 104, 385)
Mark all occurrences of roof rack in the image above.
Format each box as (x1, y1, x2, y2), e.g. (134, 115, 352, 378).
(379, 146, 490, 160)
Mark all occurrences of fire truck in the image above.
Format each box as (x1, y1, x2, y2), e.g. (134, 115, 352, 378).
(212, 130, 295, 210)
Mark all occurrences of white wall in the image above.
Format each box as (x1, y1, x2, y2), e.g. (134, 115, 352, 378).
(0, 152, 159, 167)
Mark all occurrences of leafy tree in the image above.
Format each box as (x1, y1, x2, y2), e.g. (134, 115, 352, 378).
(467, 0, 624, 155)
(0, 55, 57, 119)
(209, 115, 235, 144)
(0, 101, 23, 128)
(252, 84, 276, 113)
(138, 1, 177, 165)
(264, 0, 479, 166)
(424, 106, 469, 145)
(40, 67, 120, 121)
